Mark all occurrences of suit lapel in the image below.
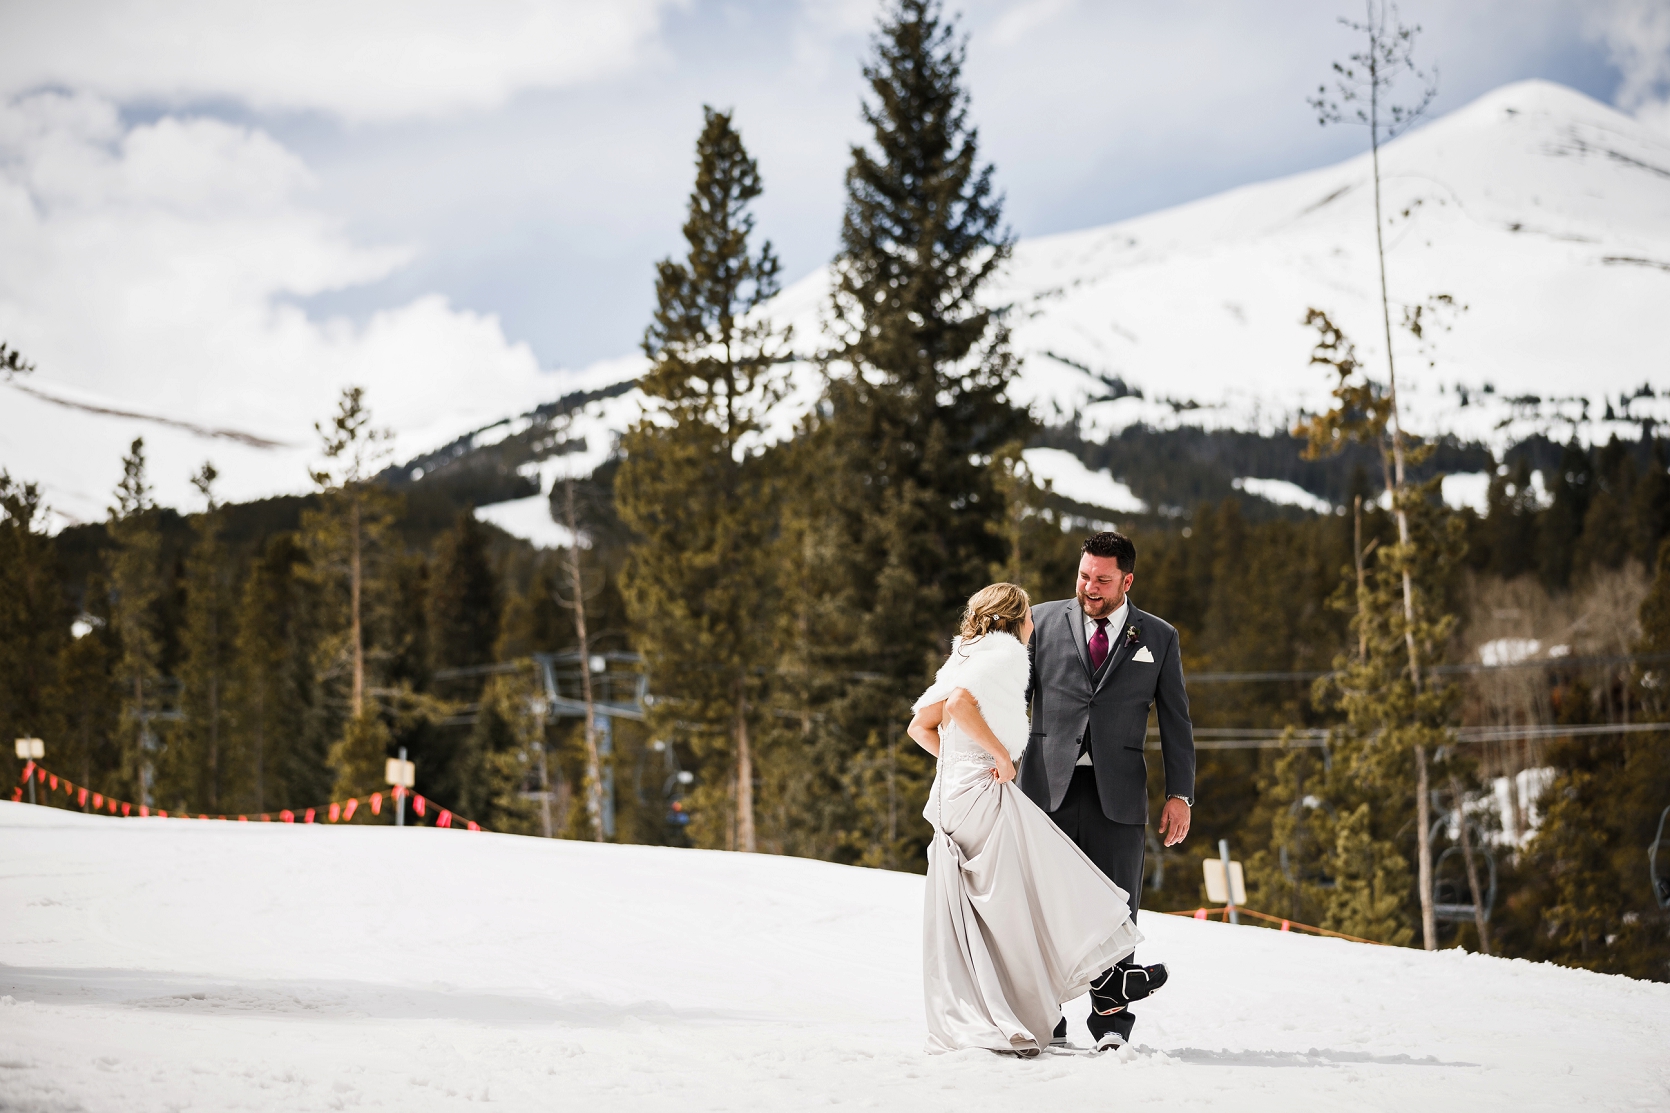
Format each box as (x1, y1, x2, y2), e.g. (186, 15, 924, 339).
(1093, 603, 1144, 694)
(1067, 601, 1093, 680)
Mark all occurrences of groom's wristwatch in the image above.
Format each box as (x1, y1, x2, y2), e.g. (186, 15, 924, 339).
(1167, 794, 1193, 807)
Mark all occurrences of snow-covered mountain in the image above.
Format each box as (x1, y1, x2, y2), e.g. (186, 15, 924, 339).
(766, 78, 1670, 446)
(504, 79, 1670, 532)
(5, 801, 1668, 1109)
(4, 80, 1665, 529)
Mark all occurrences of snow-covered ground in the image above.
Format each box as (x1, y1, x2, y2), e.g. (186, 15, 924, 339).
(3, 801, 1667, 1112)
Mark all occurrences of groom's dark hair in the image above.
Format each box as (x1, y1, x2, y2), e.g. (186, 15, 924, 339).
(1083, 531, 1136, 575)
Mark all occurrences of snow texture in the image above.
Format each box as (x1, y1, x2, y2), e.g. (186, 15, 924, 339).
(473, 495, 584, 551)
(1440, 472, 1493, 515)
(1232, 477, 1334, 514)
(2, 800, 1667, 1111)
(1021, 447, 1147, 513)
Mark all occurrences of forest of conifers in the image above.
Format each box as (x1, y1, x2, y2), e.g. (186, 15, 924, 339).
(1, 0, 1666, 981)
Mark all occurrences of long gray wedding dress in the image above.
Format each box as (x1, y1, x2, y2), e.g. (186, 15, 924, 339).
(917, 632, 1141, 1055)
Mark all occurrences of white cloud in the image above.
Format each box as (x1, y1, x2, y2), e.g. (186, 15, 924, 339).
(988, 0, 1077, 47)
(0, 0, 682, 124)
(1588, 0, 1670, 134)
(0, 92, 565, 522)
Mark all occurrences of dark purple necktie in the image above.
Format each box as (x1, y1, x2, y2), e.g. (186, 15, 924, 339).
(1089, 618, 1110, 671)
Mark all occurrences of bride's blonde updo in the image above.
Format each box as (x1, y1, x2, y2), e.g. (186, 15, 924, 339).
(959, 582, 1031, 641)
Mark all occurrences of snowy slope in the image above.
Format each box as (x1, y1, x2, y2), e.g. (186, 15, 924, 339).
(3, 801, 1668, 1111)
(4, 80, 1666, 528)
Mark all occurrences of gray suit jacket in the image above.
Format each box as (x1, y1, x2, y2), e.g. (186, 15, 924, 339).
(1019, 598, 1195, 825)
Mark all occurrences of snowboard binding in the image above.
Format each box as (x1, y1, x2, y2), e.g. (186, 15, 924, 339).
(1088, 961, 1169, 1016)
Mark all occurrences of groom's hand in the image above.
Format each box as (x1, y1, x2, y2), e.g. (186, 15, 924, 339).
(1158, 797, 1191, 846)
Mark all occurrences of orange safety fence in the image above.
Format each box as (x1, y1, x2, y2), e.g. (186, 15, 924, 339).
(10, 761, 485, 832)
(1167, 904, 1387, 945)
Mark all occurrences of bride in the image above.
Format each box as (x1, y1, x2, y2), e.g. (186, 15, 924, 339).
(908, 583, 1141, 1056)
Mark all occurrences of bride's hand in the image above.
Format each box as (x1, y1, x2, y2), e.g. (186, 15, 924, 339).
(991, 755, 1016, 785)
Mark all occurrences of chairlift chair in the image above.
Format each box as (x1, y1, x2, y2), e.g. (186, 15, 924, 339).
(1650, 805, 1670, 911)
(1429, 815, 1498, 924)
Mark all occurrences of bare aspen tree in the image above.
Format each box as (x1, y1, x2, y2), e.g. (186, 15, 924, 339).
(1311, 0, 1443, 951)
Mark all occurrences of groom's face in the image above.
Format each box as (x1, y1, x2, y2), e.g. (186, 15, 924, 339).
(1076, 553, 1133, 618)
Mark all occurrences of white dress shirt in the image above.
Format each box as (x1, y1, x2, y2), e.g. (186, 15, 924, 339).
(1083, 599, 1129, 652)
(1077, 599, 1129, 765)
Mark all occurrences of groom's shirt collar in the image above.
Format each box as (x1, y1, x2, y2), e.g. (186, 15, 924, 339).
(1084, 597, 1130, 643)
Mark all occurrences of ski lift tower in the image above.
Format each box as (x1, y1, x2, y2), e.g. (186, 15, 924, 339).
(533, 650, 645, 839)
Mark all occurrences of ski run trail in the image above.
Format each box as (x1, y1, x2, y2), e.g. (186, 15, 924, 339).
(2, 801, 1667, 1112)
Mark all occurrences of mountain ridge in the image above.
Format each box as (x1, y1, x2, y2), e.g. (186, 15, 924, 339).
(6, 79, 1665, 528)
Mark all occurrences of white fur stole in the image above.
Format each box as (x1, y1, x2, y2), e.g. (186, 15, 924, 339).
(912, 631, 1032, 761)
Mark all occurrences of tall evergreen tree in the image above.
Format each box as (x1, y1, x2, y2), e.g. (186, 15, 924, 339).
(617, 106, 790, 852)
(800, 0, 1031, 868)
(230, 533, 328, 812)
(107, 439, 166, 807)
(45, 587, 121, 799)
(0, 473, 67, 775)
(1296, 311, 1471, 950)
(168, 463, 237, 812)
(1538, 438, 1591, 590)
(301, 387, 399, 798)
(429, 511, 500, 671)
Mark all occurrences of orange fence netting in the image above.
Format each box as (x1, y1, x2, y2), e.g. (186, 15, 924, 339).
(11, 761, 485, 832)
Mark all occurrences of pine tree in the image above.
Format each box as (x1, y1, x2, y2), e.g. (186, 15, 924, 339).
(107, 439, 166, 807)
(800, 0, 1031, 868)
(45, 588, 122, 799)
(1296, 311, 1471, 950)
(0, 472, 68, 777)
(1325, 802, 1416, 945)
(429, 511, 500, 671)
(301, 388, 399, 798)
(1629, 441, 1670, 566)
(170, 463, 237, 812)
(1538, 438, 1591, 590)
(1518, 539, 1670, 979)
(229, 533, 327, 812)
(617, 106, 791, 853)
(303, 387, 396, 719)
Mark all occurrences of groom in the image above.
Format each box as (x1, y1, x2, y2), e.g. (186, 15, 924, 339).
(1021, 530, 1195, 1051)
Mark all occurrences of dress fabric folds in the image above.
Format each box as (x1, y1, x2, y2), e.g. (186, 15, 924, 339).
(922, 722, 1142, 1055)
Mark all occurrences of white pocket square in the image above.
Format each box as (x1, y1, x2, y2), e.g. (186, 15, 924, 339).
(1131, 646, 1155, 663)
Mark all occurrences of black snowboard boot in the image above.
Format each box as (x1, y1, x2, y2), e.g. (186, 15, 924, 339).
(1088, 960, 1169, 1016)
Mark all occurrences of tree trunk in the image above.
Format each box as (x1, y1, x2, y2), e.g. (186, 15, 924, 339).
(1449, 771, 1493, 954)
(735, 680, 756, 852)
(254, 690, 265, 813)
(1371, 84, 1438, 953)
(134, 671, 148, 808)
(1414, 742, 1437, 949)
(564, 478, 606, 843)
(208, 668, 219, 810)
(350, 497, 364, 718)
(534, 697, 553, 839)
(1354, 497, 1369, 661)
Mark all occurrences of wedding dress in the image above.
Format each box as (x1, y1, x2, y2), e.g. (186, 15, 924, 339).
(916, 632, 1142, 1055)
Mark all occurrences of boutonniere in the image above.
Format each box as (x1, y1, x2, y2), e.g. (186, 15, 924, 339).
(1124, 624, 1140, 647)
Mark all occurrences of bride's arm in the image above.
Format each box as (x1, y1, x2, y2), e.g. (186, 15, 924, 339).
(907, 701, 944, 757)
(944, 688, 1017, 784)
